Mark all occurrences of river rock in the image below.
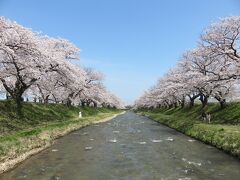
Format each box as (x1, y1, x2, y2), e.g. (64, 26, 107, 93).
(108, 139, 117, 143)
(151, 139, 162, 143)
(85, 147, 93, 150)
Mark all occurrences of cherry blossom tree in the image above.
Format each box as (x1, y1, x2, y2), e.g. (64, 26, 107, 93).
(0, 17, 45, 115)
(135, 16, 240, 110)
(200, 16, 240, 80)
(0, 17, 80, 115)
(0, 17, 123, 115)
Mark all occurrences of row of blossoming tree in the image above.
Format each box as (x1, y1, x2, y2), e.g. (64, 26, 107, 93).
(135, 16, 240, 109)
(0, 17, 124, 115)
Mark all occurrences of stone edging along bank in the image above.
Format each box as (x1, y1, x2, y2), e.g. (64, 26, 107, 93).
(0, 111, 126, 174)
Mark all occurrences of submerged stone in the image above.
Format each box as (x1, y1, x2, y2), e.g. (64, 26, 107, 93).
(151, 139, 162, 143)
(166, 137, 174, 141)
(138, 141, 146, 144)
(85, 147, 93, 150)
(108, 139, 117, 143)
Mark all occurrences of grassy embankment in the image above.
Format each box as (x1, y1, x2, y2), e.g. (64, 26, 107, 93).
(137, 103, 240, 158)
(0, 100, 122, 173)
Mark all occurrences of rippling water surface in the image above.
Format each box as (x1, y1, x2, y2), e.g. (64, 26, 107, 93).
(1, 112, 239, 180)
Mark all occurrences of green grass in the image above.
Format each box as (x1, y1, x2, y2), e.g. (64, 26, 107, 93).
(0, 100, 119, 134)
(136, 103, 240, 158)
(0, 100, 122, 163)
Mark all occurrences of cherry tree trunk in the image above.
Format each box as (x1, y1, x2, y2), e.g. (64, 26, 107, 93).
(15, 95, 23, 118)
(189, 99, 194, 107)
(44, 95, 50, 104)
(6, 92, 11, 100)
(219, 99, 226, 109)
(181, 98, 185, 108)
(66, 98, 72, 107)
(199, 95, 208, 108)
(174, 102, 178, 108)
(81, 101, 86, 107)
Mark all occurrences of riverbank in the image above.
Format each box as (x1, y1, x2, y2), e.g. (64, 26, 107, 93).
(1, 112, 240, 179)
(0, 101, 124, 174)
(136, 103, 240, 158)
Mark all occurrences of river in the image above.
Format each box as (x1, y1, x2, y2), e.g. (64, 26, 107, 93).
(1, 112, 239, 180)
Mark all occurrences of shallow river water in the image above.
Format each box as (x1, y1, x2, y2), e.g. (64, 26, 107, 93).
(1, 112, 240, 180)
